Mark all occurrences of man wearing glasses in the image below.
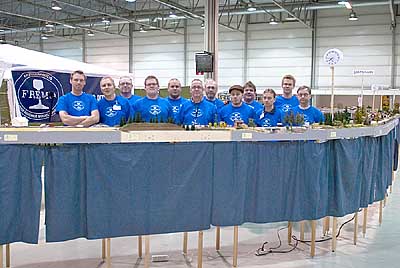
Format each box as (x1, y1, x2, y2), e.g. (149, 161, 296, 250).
(118, 76, 141, 109)
(177, 79, 217, 126)
(133, 75, 173, 123)
(292, 85, 324, 125)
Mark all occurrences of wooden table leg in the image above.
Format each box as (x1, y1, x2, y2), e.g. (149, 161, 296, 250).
(138, 235, 143, 258)
(310, 220, 316, 258)
(102, 239, 106, 260)
(0, 244, 3, 268)
(144, 235, 150, 268)
(5, 244, 10, 268)
(300, 221, 305, 241)
(106, 238, 111, 268)
(183, 232, 188, 254)
(324, 217, 330, 236)
(288, 222, 292, 244)
(354, 211, 358, 245)
(216, 226, 221, 251)
(332, 217, 337, 252)
(233, 226, 238, 268)
(379, 200, 383, 225)
(363, 207, 368, 237)
(198, 231, 203, 268)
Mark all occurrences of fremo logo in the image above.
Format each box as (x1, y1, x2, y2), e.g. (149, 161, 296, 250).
(15, 71, 63, 121)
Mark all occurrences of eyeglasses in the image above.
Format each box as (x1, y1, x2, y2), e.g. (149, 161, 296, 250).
(298, 93, 310, 97)
(119, 82, 132, 85)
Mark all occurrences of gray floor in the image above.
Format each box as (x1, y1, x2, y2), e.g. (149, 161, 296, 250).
(5, 174, 400, 268)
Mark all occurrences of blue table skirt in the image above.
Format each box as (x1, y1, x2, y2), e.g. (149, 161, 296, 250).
(0, 129, 396, 244)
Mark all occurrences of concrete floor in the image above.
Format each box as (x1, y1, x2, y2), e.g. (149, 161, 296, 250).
(4, 175, 400, 268)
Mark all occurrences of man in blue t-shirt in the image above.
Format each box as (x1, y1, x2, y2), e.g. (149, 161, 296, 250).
(98, 77, 131, 126)
(166, 78, 188, 119)
(204, 78, 225, 112)
(119, 76, 141, 109)
(133, 75, 173, 123)
(177, 79, 217, 126)
(275, 74, 299, 114)
(255, 88, 283, 127)
(292, 85, 324, 126)
(56, 70, 99, 127)
(243, 81, 263, 112)
(219, 85, 255, 127)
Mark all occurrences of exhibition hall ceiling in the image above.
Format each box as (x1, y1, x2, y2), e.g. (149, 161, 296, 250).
(0, 0, 397, 43)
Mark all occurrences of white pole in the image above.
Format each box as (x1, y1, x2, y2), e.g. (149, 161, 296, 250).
(330, 66, 335, 119)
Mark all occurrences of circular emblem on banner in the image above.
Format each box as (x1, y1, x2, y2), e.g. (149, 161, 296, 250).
(14, 71, 63, 121)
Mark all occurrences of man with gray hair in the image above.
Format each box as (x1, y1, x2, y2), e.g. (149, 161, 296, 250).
(204, 78, 225, 112)
(119, 76, 141, 109)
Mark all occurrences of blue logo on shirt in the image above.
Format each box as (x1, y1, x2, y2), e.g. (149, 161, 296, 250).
(172, 105, 180, 114)
(149, 105, 161, 115)
(191, 108, 203, 117)
(230, 112, 242, 122)
(105, 107, 117, 117)
(282, 104, 291, 112)
(262, 119, 271, 127)
(73, 101, 85, 111)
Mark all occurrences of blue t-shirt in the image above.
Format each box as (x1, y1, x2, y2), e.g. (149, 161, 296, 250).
(98, 95, 131, 126)
(292, 105, 324, 125)
(126, 95, 141, 106)
(245, 100, 263, 112)
(204, 96, 225, 112)
(167, 97, 189, 117)
(177, 99, 217, 126)
(133, 96, 174, 123)
(219, 103, 256, 126)
(255, 107, 283, 127)
(56, 92, 98, 116)
(275, 95, 299, 113)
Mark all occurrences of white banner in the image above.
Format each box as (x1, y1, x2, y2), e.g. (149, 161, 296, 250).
(353, 69, 375, 76)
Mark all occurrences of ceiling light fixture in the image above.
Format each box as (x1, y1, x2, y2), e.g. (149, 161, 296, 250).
(269, 17, 278, 25)
(201, 22, 205, 29)
(45, 21, 54, 28)
(139, 26, 147, 33)
(51, 1, 62, 11)
(169, 11, 178, 18)
(87, 30, 95, 37)
(247, 3, 257, 12)
(125, 0, 137, 2)
(41, 34, 48, 40)
(348, 10, 358, 21)
(101, 17, 111, 24)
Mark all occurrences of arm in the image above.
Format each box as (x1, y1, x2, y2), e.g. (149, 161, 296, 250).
(59, 111, 88, 126)
(79, 109, 100, 127)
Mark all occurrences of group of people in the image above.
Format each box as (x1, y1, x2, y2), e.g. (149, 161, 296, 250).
(56, 71, 324, 127)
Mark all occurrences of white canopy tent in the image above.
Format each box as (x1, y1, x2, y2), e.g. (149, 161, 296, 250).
(0, 44, 132, 119)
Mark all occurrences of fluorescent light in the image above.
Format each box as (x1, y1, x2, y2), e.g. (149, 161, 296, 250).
(344, 2, 352, 9)
(51, 1, 62, 11)
(101, 17, 111, 24)
(0, 29, 4, 32)
(126, 0, 137, 2)
(269, 17, 278, 25)
(349, 11, 358, 21)
(87, 30, 95, 36)
(247, 3, 257, 12)
(201, 23, 205, 29)
(63, 24, 76, 29)
(45, 22, 54, 28)
(169, 11, 178, 18)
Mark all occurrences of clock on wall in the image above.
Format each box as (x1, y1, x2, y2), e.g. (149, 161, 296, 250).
(323, 48, 343, 66)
